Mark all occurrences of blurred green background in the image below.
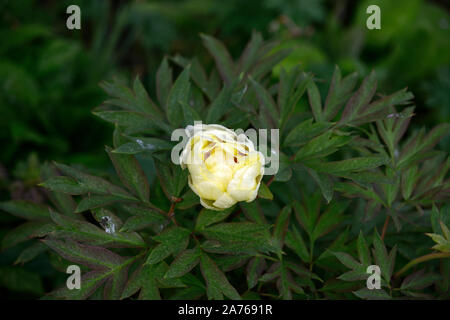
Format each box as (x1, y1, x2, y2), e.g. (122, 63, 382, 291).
(0, 0, 449, 298)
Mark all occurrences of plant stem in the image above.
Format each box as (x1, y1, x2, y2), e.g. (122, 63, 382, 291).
(381, 215, 390, 240)
(266, 176, 275, 187)
(167, 202, 179, 226)
(394, 252, 450, 278)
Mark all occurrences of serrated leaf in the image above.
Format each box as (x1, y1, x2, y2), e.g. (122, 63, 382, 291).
(145, 227, 191, 265)
(205, 80, 238, 123)
(284, 119, 332, 147)
(279, 72, 312, 129)
(400, 269, 441, 291)
(195, 207, 234, 231)
(311, 201, 348, 242)
(75, 194, 128, 213)
(166, 65, 191, 126)
(353, 288, 391, 300)
(249, 77, 279, 125)
(106, 146, 149, 202)
(2, 222, 48, 250)
(323, 66, 358, 121)
(156, 57, 173, 107)
(295, 131, 352, 161)
(51, 163, 135, 200)
(309, 156, 389, 174)
(200, 252, 241, 300)
(238, 31, 264, 74)
(0, 200, 50, 221)
(201, 34, 235, 84)
(307, 81, 323, 122)
(165, 247, 201, 279)
(357, 231, 371, 266)
(49, 210, 145, 248)
(339, 70, 377, 125)
(373, 230, 392, 283)
(306, 168, 333, 203)
(285, 226, 309, 263)
(201, 222, 271, 242)
(246, 257, 265, 290)
(113, 137, 173, 155)
(273, 206, 291, 250)
(333, 252, 361, 270)
(15, 242, 48, 265)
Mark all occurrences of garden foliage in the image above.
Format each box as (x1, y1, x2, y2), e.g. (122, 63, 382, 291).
(0, 32, 449, 300)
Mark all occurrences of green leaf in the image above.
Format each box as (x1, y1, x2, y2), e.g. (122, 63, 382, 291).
(2, 222, 48, 250)
(251, 47, 292, 81)
(49, 210, 145, 248)
(400, 269, 441, 291)
(332, 252, 361, 269)
(51, 163, 135, 200)
(43, 238, 124, 270)
(349, 88, 413, 125)
(372, 230, 392, 283)
(155, 160, 188, 199)
(258, 181, 273, 200)
(309, 156, 389, 174)
(357, 231, 371, 266)
(307, 81, 323, 122)
(200, 252, 241, 300)
(145, 227, 191, 265)
(279, 72, 312, 129)
(285, 226, 309, 263)
(205, 80, 238, 123)
(201, 222, 271, 242)
(40, 163, 78, 218)
(306, 168, 334, 204)
(240, 202, 266, 224)
(323, 66, 358, 121)
(398, 123, 450, 169)
(112, 137, 173, 154)
(294, 131, 352, 161)
(40, 176, 88, 195)
(249, 77, 279, 124)
(246, 257, 265, 290)
(195, 207, 234, 231)
(311, 201, 347, 241)
(0, 200, 50, 221)
(166, 65, 191, 126)
(15, 242, 48, 265)
(120, 215, 163, 232)
(339, 70, 377, 125)
(353, 288, 391, 300)
(165, 247, 201, 279)
(75, 194, 128, 213)
(122, 261, 184, 300)
(238, 31, 264, 74)
(200, 34, 235, 84)
(156, 56, 173, 107)
(132, 76, 162, 117)
(106, 146, 150, 202)
(273, 206, 291, 250)
(284, 119, 332, 147)
(93, 110, 170, 134)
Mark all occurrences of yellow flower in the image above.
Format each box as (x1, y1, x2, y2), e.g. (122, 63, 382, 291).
(180, 124, 265, 210)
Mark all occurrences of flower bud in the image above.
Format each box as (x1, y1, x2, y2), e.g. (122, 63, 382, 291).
(179, 124, 265, 210)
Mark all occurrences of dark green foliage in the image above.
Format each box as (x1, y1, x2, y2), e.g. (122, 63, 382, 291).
(0, 15, 448, 300)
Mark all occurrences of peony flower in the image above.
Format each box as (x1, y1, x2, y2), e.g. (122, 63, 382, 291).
(179, 123, 265, 210)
